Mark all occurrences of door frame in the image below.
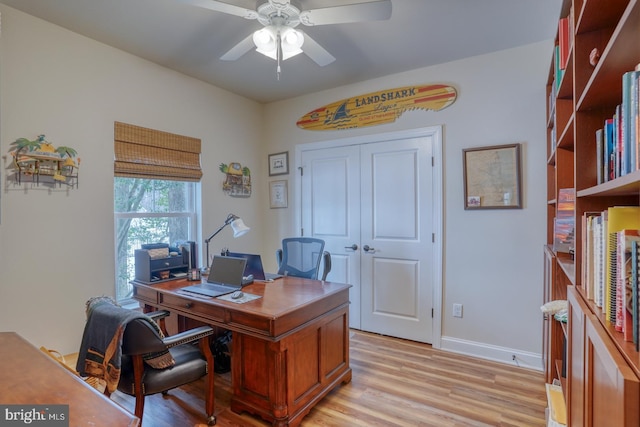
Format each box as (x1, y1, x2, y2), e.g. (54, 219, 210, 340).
(294, 126, 444, 348)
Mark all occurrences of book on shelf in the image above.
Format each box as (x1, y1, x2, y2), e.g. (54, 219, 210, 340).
(635, 70, 640, 171)
(596, 128, 604, 184)
(553, 189, 575, 254)
(608, 231, 619, 322)
(621, 71, 640, 174)
(545, 383, 567, 426)
(604, 118, 615, 182)
(616, 230, 640, 340)
(591, 215, 601, 306)
(616, 104, 622, 177)
(558, 17, 570, 71)
(598, 212, 608, 308)
(554, 45, 564, 91)
(597, 69, 640, 180)
(632, 240, 639, 349)
(582, 212, 601, 301)
(605, 207, 640, 322)
(583, 210, 607, 308)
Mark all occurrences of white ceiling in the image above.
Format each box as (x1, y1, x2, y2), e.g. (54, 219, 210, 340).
(0, 0, 562, 103)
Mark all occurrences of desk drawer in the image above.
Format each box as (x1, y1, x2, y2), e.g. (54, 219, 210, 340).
(134, 286, 158, 304)
(150, 256, 184, 271)
(161, 293, 226, 322)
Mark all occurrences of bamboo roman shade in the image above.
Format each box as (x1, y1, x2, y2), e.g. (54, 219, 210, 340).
(114, 121, 202, 181)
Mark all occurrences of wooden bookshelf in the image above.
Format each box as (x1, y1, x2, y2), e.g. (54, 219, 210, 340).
(544, 0, 640, 425)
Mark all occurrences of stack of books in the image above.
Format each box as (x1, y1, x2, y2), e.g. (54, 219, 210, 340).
(582, 207, 640, 349)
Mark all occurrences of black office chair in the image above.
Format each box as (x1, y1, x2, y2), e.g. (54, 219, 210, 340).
(77, 299, 217, 425)
(276, 237, 330, 280)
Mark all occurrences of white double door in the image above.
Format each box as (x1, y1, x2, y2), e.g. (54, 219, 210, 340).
(299, 129, 439, 343)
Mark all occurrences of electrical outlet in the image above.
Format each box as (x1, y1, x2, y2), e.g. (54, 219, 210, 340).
(453, 303, 463, 318)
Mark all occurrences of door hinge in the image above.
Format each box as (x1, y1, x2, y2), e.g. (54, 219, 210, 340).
(299, 166, 303, 176)
(431, 308, 434, 318)
(301, 228, 304, 236)
(432, 233, 435, 243)
(431, 156, 434, 167)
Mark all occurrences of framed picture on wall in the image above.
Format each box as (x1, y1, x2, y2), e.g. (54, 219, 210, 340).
(270, 180, 288, 208)
(268, 151, 289, 176)
(462, 143, 522, 209)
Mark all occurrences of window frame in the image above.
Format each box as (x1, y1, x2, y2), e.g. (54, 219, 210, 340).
(114, 178, 199, 303)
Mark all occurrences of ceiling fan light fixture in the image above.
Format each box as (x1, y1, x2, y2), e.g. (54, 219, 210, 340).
(253, 27, 278, 59)
(280, 27, 304, 60)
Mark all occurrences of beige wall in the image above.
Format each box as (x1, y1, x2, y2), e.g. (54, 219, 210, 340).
(0, 5, 263, 354)
(0, 3, 550, 368)
(260, 41, 550, 367)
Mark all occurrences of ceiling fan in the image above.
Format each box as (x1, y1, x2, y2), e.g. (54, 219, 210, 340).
(180, 0, 392, 78)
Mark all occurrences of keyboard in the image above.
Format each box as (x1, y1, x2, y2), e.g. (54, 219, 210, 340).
(181, 282, 239, 297)
(201, 283, 235, 293)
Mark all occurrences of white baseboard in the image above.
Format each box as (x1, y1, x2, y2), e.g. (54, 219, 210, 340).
(440, 336, 543, 371)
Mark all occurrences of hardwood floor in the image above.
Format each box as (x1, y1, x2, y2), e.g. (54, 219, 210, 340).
(108, 330, 547, 426)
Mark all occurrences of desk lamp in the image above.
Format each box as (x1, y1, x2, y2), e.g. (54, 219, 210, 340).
(204, 213, 250, 273)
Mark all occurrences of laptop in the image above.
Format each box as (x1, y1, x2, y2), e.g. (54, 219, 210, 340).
(226, 252, 283, 281)
(182, 255, 247, 297)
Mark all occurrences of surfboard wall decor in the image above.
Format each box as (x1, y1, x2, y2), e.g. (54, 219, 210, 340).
(296, 84, 457, 131)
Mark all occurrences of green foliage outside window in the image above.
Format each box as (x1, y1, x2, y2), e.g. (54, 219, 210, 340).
(114, 178, 196, 301)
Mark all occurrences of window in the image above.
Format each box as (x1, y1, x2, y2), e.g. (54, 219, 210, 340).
(114, 178, 197, 302)
(113, 121, 202, 303)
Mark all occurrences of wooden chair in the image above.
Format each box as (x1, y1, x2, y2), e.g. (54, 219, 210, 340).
(78, 306, 216, 425)
(119, 312, 216, 425)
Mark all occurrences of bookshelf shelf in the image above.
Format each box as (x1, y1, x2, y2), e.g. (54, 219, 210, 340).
(557, 258, 575, 285)
(577, 169, 640, 197)
(544, 0, 640, 425)
(575, 285, 640, 377)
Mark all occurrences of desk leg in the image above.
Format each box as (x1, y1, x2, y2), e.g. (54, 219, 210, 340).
(270, 341, 288, 424)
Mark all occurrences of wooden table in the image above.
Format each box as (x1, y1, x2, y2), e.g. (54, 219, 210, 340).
(0, 332, 139, 426)
(132, 277, 352, 427)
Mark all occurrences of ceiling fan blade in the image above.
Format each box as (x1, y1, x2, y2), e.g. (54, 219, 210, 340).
(300, 31, 335, 66)
(220, 34, 256, 61)
(178, 0, 258, 20)
(300, 0, 392, 26)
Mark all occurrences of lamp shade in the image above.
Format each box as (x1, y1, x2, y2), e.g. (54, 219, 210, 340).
(230, 218, 250, 237)
(203, 213, 250, 271)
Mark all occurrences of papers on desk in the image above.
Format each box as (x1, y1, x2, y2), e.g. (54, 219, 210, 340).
(217, 292, 261, 304)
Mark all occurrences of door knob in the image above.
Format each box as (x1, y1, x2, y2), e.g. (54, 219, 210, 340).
(363, 245, 375, 253)
(344, 244, 358, 251)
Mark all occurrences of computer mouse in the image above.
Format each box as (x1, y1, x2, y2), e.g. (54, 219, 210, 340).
(231, 290, 243, 299)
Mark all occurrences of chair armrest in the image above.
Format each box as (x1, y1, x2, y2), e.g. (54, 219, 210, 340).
(321, 251, 332, 281)
(146, 310, 170, 336)
(147, 310, 170, 321)
(276, 248, 283, 273)
(162, 325, 214, 349)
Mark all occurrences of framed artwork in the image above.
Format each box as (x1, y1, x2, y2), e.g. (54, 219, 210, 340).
(268, 151, 289, 176)
(269, 180, 288, 208)
(463, 143, 522, 210)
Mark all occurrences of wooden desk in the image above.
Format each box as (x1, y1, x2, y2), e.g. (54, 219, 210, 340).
(0, 332, 139, 426)
(132, 277, 352, 427)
